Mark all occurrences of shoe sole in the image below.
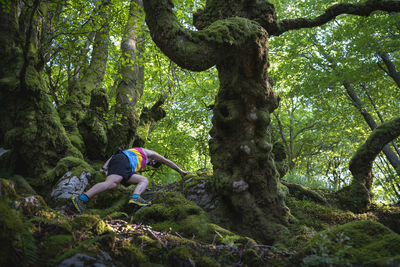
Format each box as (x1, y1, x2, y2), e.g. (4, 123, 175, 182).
(72, 197, 85, 213)
(128, 200, 150, 206)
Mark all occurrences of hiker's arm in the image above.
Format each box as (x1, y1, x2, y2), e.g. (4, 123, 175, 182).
(150, 152, 188, 178)
(102, 156, 112, 170)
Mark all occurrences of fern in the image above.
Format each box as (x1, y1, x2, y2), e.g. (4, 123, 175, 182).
(22, 221, 39, 266)
(50, 234, 112, 265)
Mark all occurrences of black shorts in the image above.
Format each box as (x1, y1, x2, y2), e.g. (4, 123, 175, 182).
(107, 151, 133, 186)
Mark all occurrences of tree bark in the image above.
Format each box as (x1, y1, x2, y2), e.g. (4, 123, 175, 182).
(143, 0, 400, 242)
(0, 1, 82, 186)
(379, 52, 400, 88)
(144, 0, 288, 244)
(270, 0, 400, 36)
(107, 0, 146, 152)
(341, 117, 400, 211)
(58, 0, 111, 157)
(343, 82, 400, 174)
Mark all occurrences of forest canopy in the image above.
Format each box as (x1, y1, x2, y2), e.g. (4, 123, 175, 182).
(6, 0, 395, 201)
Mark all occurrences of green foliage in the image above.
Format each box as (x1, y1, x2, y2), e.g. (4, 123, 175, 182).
(284, 172, 333, 190)
(269, 0, 400, 202)
(215, 230, 241, 248)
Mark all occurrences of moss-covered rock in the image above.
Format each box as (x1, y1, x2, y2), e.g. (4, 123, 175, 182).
(117, 240, 150, 266)
(18, 195, 47, 216)
(336, 181, 371, 213)
(294, 220, 400, 266)
(0, 178, 17, 199)
(43, 156, 93, 184)
(71, 214, 112, 235)
(285, 197, 380, 250)
(133, 191, 244, 245)
(283, 182, 326, 204)
(167, 245, 196, 266)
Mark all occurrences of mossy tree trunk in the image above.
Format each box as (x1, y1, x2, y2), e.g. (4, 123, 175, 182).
(209, 32, 289, 243)
(0, 1, 82, 188)
(143, 0, 289, 243)
(143, 0, 400, 243)
(59, 0, 111, 159)
(338, 117, 400, 213)
(107, 0, 145, 152)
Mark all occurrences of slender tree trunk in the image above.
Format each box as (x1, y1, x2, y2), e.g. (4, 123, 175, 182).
(379, 52, 400, 88)
(364, 87, 400, 159)
(59, 0, 111, 158)
(342, 82, 400, 174)
(107, 0, 145, 152)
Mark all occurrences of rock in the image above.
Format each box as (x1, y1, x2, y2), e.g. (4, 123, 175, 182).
(17, 195, 46, 216)
(51, 171, 90, 200)
(57, 252, 115, 267)
(0, 147, 10, 156)
(184, 179, 217, 211)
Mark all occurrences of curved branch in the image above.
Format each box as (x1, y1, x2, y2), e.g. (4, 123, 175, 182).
(349, 117, 400, 188)
(270, 0, 400, 36)
(143, 0, 218, 71)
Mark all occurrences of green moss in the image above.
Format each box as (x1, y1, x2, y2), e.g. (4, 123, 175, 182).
(24, 64, 45, 93)
(243, 249, 262, 266)
(42, 156, 93, 184)
(194, 17, 264, 47)
(167, 246, 196, 266)
(0, 178, 17, 199)
(287, 197, 375, 231)
(295, 220, 400, 266)
(336, 182, 371, 213)
(41, 234, 74, 259)
(134, 235, 163, 262)
(0, 200, 25, 266)
(119, 240, 150, 266)
(196, 256, 220, 267)
(285, 197, 380, 250)
(11, 175, 36, 195)
(283, 182, 326, 204)
(71, 214, 101, 231)
(370, 204, 400, 234)
(67, 133, 85, 153)
(133, 192, 220, 242)
(94, 219, 113, 235)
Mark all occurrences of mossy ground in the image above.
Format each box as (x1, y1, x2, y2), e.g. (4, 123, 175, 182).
(1, 172, 399, 266)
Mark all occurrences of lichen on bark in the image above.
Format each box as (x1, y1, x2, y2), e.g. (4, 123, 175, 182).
(143, 0, 288, 244)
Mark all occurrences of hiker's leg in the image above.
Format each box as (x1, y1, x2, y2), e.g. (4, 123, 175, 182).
(126, 174, 149, 195)
(85, 174, 123, 198)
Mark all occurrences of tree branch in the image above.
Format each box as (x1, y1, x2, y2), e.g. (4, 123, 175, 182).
(270, 0, 400, 36)
(143, 0, 218, 71)
(350, 117, 400, 187)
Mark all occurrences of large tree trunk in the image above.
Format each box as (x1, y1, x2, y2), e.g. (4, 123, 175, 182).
(0, 1, 82, 190)
(209, 30, 288, 243)
(143, 0, 400, 243)
(144, 0, 289, 244)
